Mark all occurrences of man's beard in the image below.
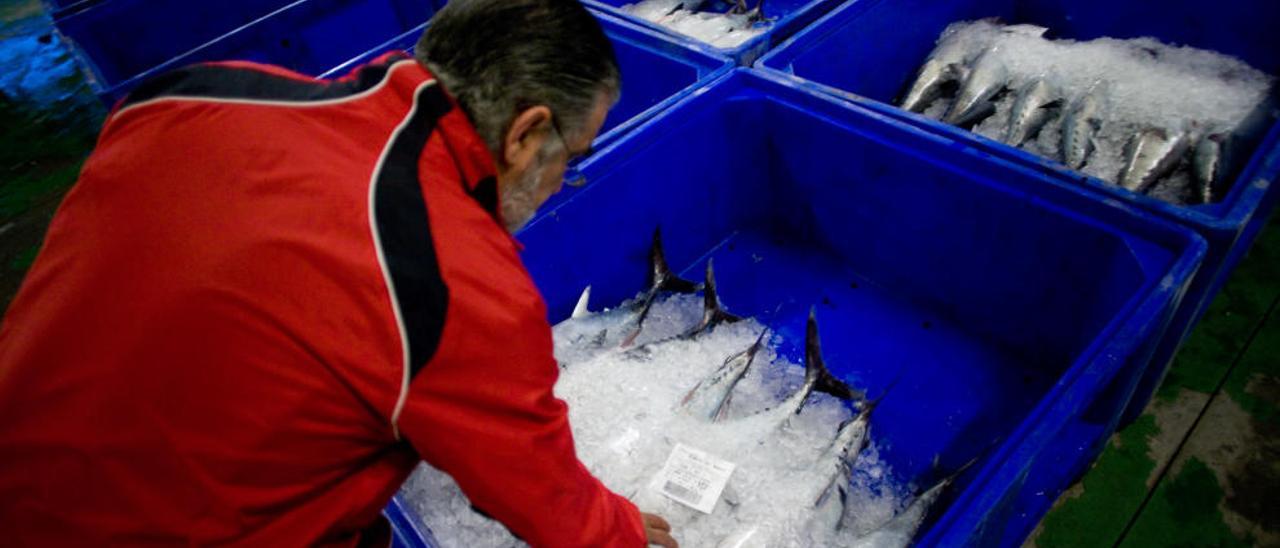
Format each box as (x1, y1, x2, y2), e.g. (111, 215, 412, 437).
(499, 161, 543, 234)
(500, 144, 559, 234)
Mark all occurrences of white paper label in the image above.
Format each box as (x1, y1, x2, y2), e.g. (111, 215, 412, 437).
(652, 443, 736, 514)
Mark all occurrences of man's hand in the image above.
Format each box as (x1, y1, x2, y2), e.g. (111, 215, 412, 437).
(642, 513, 678, 548)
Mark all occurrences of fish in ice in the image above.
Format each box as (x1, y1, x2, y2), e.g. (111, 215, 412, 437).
(1192, 132, 1228, 204)
(708, 309, 859, 444)
(944, 47, 1007, 128)
(899, 37, 972, 114)
(681, 259, 744, 339)
(1119, 127, 1191, 194)
(900, 19, 1047, 115)
(1061, 81, 1110, 170)
(617, 227, 699, 347)
(678, 329, 769, 421)
(623, 258, 744, 356)
(730, 0, 766, 22)
(810, 392, 886, 532)
(1005, 77, 1063, 146)
(848, 457, 983, 547)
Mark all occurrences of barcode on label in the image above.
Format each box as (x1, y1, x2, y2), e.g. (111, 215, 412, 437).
(662, 481, 699, 505)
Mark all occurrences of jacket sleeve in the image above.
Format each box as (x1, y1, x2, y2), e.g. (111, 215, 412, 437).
(393, 274, 646, 547)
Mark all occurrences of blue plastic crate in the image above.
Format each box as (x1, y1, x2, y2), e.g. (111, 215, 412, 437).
(384, 69, 1206, 547)
(52, 0, 437, 103)
(52, 3, 730, 215)
(317, 9, 732, 213)
(578, 0, 843, 65)
(756, 0, 1280, 427)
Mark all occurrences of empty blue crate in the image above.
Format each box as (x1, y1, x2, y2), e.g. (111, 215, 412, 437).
(756, 0, 1280, 426)
(384, 69, 1206, 547)
(51, 0, 437, 103)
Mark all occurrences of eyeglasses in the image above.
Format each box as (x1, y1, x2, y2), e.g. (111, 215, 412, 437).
(549, 114, 592, 188)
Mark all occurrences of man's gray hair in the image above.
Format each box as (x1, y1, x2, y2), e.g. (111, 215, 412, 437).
(416, 0, 621, 156)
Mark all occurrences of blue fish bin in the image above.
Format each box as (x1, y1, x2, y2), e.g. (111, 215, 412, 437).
(756, 0, 1280, 426)
(579, 0, 844, 65)
(50, 2, 730, 213)
(382, 69, 1206, 547)
(49, 0, 437, 103)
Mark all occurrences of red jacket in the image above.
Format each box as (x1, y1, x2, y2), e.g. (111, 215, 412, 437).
(0, 52, 645, 547)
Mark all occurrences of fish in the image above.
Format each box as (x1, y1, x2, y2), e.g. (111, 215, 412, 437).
(900, 59, 965, 114)
(623, 259, 744, 356)
(849, 457, 983, 547)
(730, 0, 766, 22)
(681, 259, 744, 338)
(944, 48, 1008, 128)
(715, 309, 860, 440)
(1119, 127, 1191, 194)
(1004, 77, 1063, 146)
(1192, 132, 1228, 204)
(897, 23, 982, 114)
(1061, 81, 1109, 170)
(678, 329, 769, 421)
(810, 383, 897, 531)
(618, 227, 699, 347)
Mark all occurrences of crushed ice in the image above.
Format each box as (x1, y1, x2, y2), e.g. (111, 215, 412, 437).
(399, 293, 915, 547)
(909, 19, 1274, 206)
(620, 0, 768, 49)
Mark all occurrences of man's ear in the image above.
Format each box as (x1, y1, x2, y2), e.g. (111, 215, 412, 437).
(503, 106, 554, 169)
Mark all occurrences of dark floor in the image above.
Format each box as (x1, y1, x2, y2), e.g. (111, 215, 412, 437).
(2, 0, 1277, 545)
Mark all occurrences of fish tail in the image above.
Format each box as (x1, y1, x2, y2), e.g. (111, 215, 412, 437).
(650, 226, 698, 294)
(805, 308, 857, 404)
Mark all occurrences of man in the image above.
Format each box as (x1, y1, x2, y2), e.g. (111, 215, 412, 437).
(0, 0, 678, 546)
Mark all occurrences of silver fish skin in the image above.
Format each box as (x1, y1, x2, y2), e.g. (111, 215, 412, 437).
(847, 473, 951, 548)
(944, 48, 1007, 127)
(1005, 78, 1062, 146)
(678, 330, 769, 421)
(712, 309, 858, 444)
(1193, 133, 1228, 204)
(1061, 82, 1109, 170)
(900, 58, 961, 114)
(622, 259, 744, 357)
(809, 407, 875, 531)
(1119, 128, 1191, 193)
(898, 31, 975, 114)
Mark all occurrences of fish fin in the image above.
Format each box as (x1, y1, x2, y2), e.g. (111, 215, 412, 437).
(713, 391, 736, 422)
(683, 259, 745, 339)
(649, 227, 698, 294)
(619, 324, 643, 348)
(858, 373, 903, 413)
(805, 308, 857, 403)
(571, 286, 592, 319)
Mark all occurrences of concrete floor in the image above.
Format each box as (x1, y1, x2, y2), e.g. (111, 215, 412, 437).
(2, 0, 1277, 545)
